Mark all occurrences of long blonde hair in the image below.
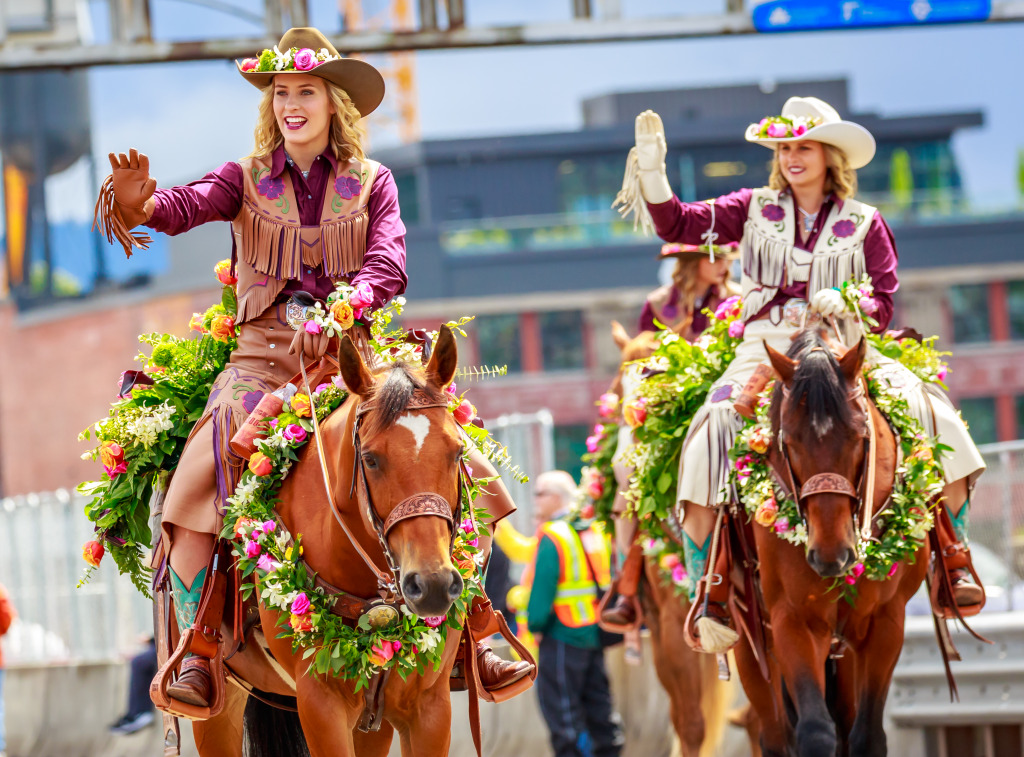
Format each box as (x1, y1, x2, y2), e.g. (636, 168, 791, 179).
(768, 142, 857, 200)
(246, 78, 367, 163)
(671, 256, 731, 312)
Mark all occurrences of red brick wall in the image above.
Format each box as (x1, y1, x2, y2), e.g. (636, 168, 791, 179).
(0, 290, 218, 496)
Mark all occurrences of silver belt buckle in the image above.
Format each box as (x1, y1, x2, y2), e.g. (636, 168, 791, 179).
(285, 292, 317, 331)
(782, 298, 821, 328)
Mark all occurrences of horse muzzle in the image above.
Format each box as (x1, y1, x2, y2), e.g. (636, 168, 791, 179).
(807, 546, 857, 578)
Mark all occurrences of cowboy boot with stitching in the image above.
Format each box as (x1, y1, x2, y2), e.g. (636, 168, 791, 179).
(165, 566, 213, 707)
(600, 543, 644, 627)
(687, 529, 738, 653)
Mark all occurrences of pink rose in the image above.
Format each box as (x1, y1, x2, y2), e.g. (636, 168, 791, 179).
(468, 537, 479, 547)
(659, 553, 680, 571)
(460, 518, 475, 534)
(391, 640, 402, 652)
(245, 540, 261, 558)
(767, 122, 788, 138)
(858, 297, 879, 316)
(293, 48, 316, 71)
(585, 479, 603, 499)
(350, 282, 374, 309)
(715, 295, 741, 321)
(585, 434, 601, 454)
(758, 118, 768, 128)
(257, 554, 278, 573)
(936, 366, 948, 382)
(850, 562, 865, 579)
(304, 320, 322, 334)
(597, 392, 619, 418)
(332, 375, 347, 389)
(314, 382, 331, 394)
(671, 563, 688, 585)
(262, 520, 276, 534)
(368, 641, 394, 667)
(446, 382, 457, 395)
(423, 615, 446, 628)
(291, 592, 311, 615)
(728, 320, 745, 338)
(240, 58, 259, 72)
(283, 423, 307, 443)
(453, 399, 476, 425)
(793, 123, 807, 137)
(773, 516, 790, 534)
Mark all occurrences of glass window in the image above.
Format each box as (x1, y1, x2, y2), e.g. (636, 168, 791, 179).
(539, 310, 585, 371)
(948, 284, 990, 344)
(558, 155, 626, 214)
(392, 172, 419, 226)
(476, 314, 521, 374)
(554, 424, 590, 484)
(1008, 280, 1024, 340)
(958, 397, 997, 446)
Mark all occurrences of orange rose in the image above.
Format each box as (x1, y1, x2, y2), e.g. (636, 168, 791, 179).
(83, 540, 105, 567)
(754, 498, 778, 527)
(290, 394, 311, 418)
(623, 398, 647, 428)
(189, 313, 207, 333)
(289, 613, 313, 633)
(368, 641, 394, 667)
(100, 440, 124, 469)
(248, 451, 273, 477)
(329, 300, 355, 330)
(214, 259, 237, 286)
(209, 313, 236, 342)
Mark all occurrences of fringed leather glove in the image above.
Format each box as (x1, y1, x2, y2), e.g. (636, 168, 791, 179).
(809, 288, 847, 318)
(612, 110, 673, 234)
(93, 149, 156, 259)
(289, 327, 331, 361)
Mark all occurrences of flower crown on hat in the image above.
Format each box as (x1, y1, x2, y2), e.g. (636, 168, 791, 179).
(754, 115, 823, 140)
(239, 45, 341, 74)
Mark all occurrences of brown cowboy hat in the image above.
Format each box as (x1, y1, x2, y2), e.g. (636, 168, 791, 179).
(236, 27, 385, 117)
(658, 242, 740, 261)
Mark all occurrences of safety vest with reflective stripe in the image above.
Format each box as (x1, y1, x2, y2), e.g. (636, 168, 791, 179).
(540, 519, 612, 628)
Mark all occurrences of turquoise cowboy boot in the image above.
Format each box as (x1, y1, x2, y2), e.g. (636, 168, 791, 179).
(166, 567, 213, 706)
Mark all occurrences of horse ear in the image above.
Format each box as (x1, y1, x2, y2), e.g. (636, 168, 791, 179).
(426, 325, 458, 390)
(837, 336, 867, 384)
(338, 335, 374, 395)
(611, 320, 631, 350)
(765, 341, 796, 385)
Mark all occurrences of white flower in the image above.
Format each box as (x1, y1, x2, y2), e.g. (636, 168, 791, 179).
(416, 628, 442, 653)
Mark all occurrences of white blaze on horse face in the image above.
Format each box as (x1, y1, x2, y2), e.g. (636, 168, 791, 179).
(396, 413, 432, 458)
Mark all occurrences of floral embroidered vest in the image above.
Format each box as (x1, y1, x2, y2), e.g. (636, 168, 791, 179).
(739, 187, 875, 320)
(230, 155, 380, 323)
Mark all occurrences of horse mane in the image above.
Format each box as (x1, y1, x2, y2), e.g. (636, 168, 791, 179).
(772, 329, 853, 438)
(362, 361, 445, 438)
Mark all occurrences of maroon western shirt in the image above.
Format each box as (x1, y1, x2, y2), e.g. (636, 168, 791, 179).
(146, 144, 407, 308)
(648, 188, 898, 331)
(637, 284, 716, 337)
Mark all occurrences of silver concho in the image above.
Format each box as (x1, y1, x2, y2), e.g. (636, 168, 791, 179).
(360, 601, 400, 629)
(285, 299, 316, 331)
(782, 297, 822, 329)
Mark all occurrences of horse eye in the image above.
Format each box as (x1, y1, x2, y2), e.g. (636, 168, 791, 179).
(362, 453, 379, 469)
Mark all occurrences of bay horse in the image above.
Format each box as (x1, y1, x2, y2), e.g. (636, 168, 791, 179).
(731, 329, 927, 757)
(188, 326, 471, 757)
(607, 321, 734, 757)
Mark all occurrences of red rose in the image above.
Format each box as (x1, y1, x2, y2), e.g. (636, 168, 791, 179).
(83, 540, 105, 567)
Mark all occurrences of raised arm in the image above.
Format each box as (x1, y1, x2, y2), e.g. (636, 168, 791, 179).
(145, 162, 245, 236)
(351, 165, 408, 308)
(648, 189, 753, 247)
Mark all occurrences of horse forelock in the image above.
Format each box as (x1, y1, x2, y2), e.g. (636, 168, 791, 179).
(776, 330, 854, 439)
(362, 362, 445, 438)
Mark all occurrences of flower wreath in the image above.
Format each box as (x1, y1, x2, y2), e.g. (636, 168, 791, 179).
(221, 381, 490, 685)
(755, 115, 823, 140)
(240, 46, 341, 74)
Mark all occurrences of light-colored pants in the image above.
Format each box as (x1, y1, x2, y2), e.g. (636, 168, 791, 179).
(677, 319, 986, 509)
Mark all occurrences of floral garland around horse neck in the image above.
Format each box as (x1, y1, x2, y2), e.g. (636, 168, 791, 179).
(221, 376, 489, 686)
(730, 288, 950, 601)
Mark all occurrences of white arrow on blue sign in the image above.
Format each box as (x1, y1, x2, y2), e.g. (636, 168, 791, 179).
(751, 0, 992, 32)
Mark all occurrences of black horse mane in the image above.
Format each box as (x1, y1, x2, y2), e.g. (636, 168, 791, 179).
(772, 329, 854, 438)
(363, 361, 444, 436)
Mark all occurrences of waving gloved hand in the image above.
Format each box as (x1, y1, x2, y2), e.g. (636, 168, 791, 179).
(809, 288, 848, 318)
(634, 110, 673, 204)
(108, 149, 157, 229)
(289, 324, 331, 362)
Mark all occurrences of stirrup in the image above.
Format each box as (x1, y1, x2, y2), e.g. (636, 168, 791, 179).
(597, 591, 642, 634)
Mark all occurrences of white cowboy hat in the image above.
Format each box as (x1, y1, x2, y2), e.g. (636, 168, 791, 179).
(744, 97, 876, 170)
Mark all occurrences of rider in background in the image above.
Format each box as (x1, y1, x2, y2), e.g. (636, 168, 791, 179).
(99, 26, 531, 710)
(602, 241, 740, 629)
(638, 242, 740, 340)
(617, 96, 985, 651)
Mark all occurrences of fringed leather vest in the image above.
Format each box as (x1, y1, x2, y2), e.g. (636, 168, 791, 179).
(231, 155, 380, 323)
(739, 187, 875, 320)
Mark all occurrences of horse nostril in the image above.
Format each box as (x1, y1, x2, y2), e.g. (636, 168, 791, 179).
(447, 569, 464, 602)
(402, 572, 425, 602)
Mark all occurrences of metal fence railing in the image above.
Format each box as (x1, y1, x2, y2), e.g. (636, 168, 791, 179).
(0, 433, 1017, 664)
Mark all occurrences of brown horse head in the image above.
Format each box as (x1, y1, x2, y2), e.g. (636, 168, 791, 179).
(338, 326, 465, 618)
(765, 330, 869, 578)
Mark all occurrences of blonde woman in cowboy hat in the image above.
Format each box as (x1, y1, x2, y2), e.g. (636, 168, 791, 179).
(615, 96, 986, 652)
(639, 242, 740, 340)
(101, 27, 532, 711)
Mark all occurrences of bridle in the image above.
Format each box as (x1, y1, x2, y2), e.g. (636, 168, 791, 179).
(301, 361, 466, 603)
(773, 371, 880, 546)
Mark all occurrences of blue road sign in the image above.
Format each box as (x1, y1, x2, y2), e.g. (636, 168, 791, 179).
(751, 0, 992, 32)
